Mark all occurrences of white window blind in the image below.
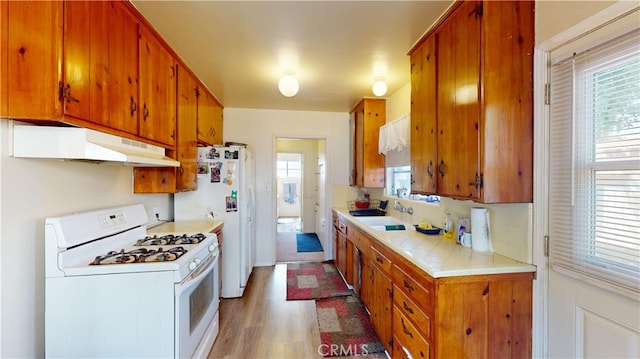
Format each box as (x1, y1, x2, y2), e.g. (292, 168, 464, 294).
(549, 28, 640, 297)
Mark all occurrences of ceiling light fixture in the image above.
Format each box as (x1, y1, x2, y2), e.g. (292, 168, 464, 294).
(372, 80, 387, 97)
(278, 74, 299, 97)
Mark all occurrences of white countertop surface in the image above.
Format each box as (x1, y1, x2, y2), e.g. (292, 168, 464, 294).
(147, 220, 223, 235)
(334, 208, 536, 278)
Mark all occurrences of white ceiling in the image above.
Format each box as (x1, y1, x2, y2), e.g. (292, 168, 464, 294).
(131, 1, 454, 113)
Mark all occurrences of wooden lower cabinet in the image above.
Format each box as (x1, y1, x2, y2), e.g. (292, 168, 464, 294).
(331, 212, 533, 358)
(392, 307, 430, 359)
(370, 245, 394, 353)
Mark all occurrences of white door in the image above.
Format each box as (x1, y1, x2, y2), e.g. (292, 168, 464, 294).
(545, 8, 640, 357)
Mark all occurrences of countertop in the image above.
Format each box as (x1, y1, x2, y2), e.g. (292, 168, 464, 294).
(147, 220, 223, 235)
(333, 207, 536, 278)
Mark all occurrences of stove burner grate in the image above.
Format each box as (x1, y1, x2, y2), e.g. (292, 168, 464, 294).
(135, 233, 207, 246)
(90, 247, 188, 265)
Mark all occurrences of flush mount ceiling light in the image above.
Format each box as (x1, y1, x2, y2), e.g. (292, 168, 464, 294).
(278, 74, 299, 97)
(372, 80, 387, 97)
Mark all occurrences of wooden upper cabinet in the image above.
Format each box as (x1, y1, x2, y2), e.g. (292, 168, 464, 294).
(197, 87, 223, 146)
(410, 34, 438, 195)
(139, 25, 176, 147)
(410, 0, 533, 203)
(2, 1, 62, 120)
(107, 0, 139, 135)
(62, 1, 109, 125)
(480, 0, 534, 203)
(436, 0, 481, 200)
(175, 65, 198, 191)
(350, 98, 386, 188)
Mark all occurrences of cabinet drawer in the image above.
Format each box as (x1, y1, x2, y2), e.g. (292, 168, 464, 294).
(371, 246, 392, 275)
(393, 265, 431, 311)
(393, 285, 430, 339)
(338, 221, 348, 235)
(393, 306, 430, 359)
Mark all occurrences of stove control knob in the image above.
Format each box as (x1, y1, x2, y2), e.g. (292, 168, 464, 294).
(189, 261, 197, 271)
(195, 258, 202, 265)
(209, 245, 216, 252)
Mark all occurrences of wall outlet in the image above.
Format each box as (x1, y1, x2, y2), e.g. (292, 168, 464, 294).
(153, 207, 160, 220)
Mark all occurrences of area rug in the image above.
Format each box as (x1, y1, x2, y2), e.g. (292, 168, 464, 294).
(315, 295, 385, 357)
(286, 261, 352, 300)
(296, 233, 323, 252)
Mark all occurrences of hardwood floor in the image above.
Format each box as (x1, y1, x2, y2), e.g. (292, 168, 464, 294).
(207, 264, 388, 359)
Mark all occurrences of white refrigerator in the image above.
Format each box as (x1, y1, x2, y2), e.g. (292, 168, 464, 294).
(174, 146, 255, 298)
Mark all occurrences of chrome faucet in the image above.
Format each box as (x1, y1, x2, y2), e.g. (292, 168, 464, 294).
(393, 201, 413, 215)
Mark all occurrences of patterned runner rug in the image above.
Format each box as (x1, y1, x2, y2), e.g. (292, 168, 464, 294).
(286, 261, 352, 300)
(315, 295, 385, 357)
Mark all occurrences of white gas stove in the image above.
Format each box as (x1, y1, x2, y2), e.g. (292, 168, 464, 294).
(44, 204, 220, 358)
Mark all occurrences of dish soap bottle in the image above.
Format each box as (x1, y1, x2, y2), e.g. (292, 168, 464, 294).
(443, 211, 454, 240)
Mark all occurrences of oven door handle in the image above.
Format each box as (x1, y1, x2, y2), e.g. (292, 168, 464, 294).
(178, 251, 218, 293)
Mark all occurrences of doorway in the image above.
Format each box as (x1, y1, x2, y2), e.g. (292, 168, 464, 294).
(275, 138, 326, 262)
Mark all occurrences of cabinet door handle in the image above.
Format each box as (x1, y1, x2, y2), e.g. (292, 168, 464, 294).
(404, 280, 414, 292)
(403, 301, 414, 314)
(61, 84, 80, 104)
(427, 160, 434, 178)
(143, 103, 149, 121)
(401, 318, 414, 338)
(438, 160, 446, 178)
(376, 256, 384, 264)
(129, 96, 137, 117)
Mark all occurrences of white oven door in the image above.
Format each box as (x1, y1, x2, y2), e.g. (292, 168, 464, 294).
(175, 249, 220, 358)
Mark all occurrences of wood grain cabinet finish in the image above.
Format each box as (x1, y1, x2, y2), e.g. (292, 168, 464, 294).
(349, 98, 386, 188)
(1, 1, 62, 120)
(370, 246, 394, 353)
(197, 87, 224, 146)
(138, 24, 176, 147)
(174, 65, 199, 191)
(332, 211, 534, 358)
(410, 0, 534, 203)
(410, 34, 438, 195)
(62, 0, 141, 136)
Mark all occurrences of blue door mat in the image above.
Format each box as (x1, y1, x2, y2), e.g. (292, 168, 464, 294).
(296, 233, 323, 252)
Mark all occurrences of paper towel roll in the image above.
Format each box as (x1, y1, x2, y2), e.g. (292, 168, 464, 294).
(471, 207, 493, 252)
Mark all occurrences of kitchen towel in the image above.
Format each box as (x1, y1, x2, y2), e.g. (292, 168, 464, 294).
(471, 207, 494, 252)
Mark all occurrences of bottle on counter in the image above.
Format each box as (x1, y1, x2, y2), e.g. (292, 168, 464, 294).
(443, 211, 454, 240)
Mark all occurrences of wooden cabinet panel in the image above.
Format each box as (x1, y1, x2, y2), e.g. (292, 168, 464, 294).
(392, 264, 433, 314)
(175, 65, 198, 191)
(410, 34, 438, 194)
(393, 307, 430, 359)
(350, 98, 385, 188)
(410, 0, 533, 203)
(139, 25, 176, 146)
(4, 1, 62, 119)
(393, 285, 430, 340)
(479, 0, 534, 203)
(371, 245, 392, 276)
(370, 259, 393, 353)
(197, 88, 223, 145)
(436, 0, 481, 200)
(108, 0, 139, 135)
(62, 1, 110, 125)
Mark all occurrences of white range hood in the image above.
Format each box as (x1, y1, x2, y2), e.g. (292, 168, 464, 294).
(12, 125, 180, 167)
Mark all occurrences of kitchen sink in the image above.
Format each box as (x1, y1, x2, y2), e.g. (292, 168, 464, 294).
(354, 216, 414, 231)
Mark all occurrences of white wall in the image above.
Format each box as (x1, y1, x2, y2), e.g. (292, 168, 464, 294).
(224, 108, 349, 265)
(0, 120, 173, 358)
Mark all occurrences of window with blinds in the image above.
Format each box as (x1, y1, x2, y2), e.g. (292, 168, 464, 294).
(549, 28, 640, 297)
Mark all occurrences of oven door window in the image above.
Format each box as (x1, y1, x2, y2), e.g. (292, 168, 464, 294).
(190, 271, 214, 333)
